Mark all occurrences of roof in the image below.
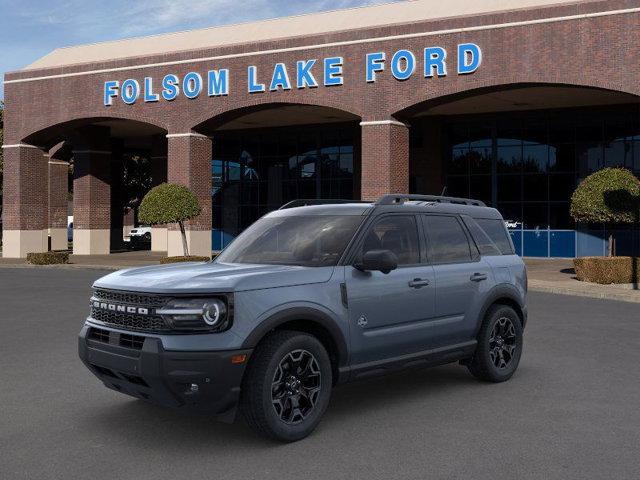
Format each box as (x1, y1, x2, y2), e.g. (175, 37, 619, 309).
(25, 0, 588, 70)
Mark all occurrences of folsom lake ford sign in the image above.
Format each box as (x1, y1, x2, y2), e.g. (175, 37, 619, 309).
(103, 43, 482, 106)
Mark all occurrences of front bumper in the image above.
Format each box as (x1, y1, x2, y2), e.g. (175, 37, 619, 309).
(78, 324, 252, 421)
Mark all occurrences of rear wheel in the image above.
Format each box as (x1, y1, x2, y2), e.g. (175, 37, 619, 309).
(467, 305, 523, 382)
(240, 330, 332, 442)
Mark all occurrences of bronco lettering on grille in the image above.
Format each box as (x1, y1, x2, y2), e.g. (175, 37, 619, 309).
(92, 300, 149, 315)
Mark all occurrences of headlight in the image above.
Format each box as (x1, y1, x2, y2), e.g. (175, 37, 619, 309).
(157, 297, 230, 332)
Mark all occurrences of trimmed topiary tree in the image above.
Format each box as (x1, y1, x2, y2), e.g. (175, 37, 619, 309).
(138, 183, 202, 257)
(570, 167, 640, 256)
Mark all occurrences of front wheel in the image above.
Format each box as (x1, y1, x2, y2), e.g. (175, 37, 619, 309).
(467, 305, 523, 382)
(240, 331, 332, 442)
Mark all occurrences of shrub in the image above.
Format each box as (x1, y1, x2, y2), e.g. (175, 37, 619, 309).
(27, 251, 70, 265)
(139, 183, 202, 256)
(573, 256, 640, 284)
(570, 168, 640, 256)
(159, 255, 210, 264)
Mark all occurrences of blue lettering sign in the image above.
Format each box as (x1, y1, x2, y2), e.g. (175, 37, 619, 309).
(296, 60, 318, 89)
(366, 52, 385, 83)
(101, 45, 483, 105)
(248, 66, 265, 93)
(104, 80, 119, 106)
(457, 43, 482, 74)
(424, 47, 447, 77)
(144, 77, 159, 102)
(161, 74, 179, 101)
(270, 63, 292, 91)
(324, 57, 343, 86)
(208, 69, 229, 96)
(390, 50, 415, 81)
(183, 72, 203, 99)
(121, 79, 140, 104)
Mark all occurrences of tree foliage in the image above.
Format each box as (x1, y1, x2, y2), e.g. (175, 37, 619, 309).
(139, 183, 201, 225)
(570, 168, 640, 224)
(138, 183, 202, 256)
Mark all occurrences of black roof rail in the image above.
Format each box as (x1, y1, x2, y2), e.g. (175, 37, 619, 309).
(279, 199, 369, 210)
(375, 194, 486, 207)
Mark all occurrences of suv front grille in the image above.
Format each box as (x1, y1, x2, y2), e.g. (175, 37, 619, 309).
(90, 288, 169, 332)
(92, 289, 166, 308)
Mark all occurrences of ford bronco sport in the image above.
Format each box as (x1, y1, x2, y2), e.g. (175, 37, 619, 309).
(78, 194, 527, 442)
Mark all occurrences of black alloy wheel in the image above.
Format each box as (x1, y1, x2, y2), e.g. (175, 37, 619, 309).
(241, 330, 332, 442)
(467, 304, 523, 382)
(271, 349, 322, 424)
(489, 317, 517, 370)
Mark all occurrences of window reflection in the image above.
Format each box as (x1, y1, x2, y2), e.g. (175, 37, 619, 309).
(212, 124, 357, 249)
(444, 106, 640, 231)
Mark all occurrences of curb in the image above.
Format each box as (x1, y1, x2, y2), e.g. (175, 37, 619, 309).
(528, 281, 640, 304)
(0, 264, 124, 271)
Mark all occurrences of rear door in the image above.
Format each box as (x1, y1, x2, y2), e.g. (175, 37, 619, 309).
(345, 214, 436, 366)
(422, 214, 492, 346)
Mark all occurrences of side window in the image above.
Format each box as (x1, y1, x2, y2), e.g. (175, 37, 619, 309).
(462, 216, 501, 256)
(360, 215, 420, 265)
(476, 218, 515, 255)
(423, 215, 472, 264)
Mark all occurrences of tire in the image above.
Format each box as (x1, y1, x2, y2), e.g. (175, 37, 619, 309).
(240, 330, 333, 442)
(467, 304, 523, 383)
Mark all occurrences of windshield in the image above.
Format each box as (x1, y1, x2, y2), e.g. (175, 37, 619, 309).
(216, 215, 364, 267)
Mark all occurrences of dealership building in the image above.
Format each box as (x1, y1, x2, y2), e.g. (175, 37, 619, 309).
(3, 0, 640, 258)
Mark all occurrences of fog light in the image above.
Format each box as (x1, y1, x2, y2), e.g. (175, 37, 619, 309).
(189, 383, 199, 393)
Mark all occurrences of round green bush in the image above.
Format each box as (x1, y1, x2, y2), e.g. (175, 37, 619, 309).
(570, 168, 640, 224)
(138, 183, 202, 226)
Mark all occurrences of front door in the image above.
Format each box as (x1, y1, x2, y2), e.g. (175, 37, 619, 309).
(345, 214, 436, 366)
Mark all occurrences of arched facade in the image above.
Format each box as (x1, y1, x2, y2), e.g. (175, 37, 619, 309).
(3, 0, 640, 257)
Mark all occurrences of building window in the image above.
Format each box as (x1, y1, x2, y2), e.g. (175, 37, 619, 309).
(211, 123, 358, 249)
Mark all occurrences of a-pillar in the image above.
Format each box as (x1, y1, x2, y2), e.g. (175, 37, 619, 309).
(1, 143, 49, 258)
(359, 120, 410, 201)
(166, 132, 212, 257)
(150, 134, 168, 252)
(72, 127, 112, 255)
(48, 147, 69, 251)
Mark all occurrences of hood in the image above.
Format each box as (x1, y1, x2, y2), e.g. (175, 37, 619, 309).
(93, 261, 335, 294)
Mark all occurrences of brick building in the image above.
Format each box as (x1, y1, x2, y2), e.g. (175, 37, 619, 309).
(3, 0, 640, 258)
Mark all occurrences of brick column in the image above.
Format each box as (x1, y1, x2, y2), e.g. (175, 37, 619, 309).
(2, 144, 49, 258)
(150, 134, 168, 252)
(48, 159, 69, 251)
(166, 133, 212, 257)
(360, 120, 410, 201)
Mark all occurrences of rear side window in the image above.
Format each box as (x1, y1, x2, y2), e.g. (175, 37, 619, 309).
(423, 215, 472, 264)
(475, 218, 515, 254)
(462, 217, 502, 256)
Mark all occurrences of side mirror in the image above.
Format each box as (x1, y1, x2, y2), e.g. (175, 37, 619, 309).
(355, 249, 398, 274)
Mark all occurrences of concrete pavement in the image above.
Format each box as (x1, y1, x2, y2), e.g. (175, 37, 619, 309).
(1, 268, 639, 480)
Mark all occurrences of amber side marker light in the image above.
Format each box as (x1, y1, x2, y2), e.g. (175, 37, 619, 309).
(231, 354, 247, 364)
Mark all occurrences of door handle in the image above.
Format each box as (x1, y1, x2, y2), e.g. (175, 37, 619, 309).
(470, 273, 488, 282)
(408, 278, 430, 288)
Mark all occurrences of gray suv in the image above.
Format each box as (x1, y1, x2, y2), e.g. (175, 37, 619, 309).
(78, 194, 527, 442)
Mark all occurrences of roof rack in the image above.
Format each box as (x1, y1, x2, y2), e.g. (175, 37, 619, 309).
(279, 199, 369, 209)
(375, 194, 486, 207)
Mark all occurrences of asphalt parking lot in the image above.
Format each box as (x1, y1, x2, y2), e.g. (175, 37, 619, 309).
(1, 268, 639, 480)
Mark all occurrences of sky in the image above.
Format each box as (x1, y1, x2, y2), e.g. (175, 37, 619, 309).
(0, 0, 400, 100)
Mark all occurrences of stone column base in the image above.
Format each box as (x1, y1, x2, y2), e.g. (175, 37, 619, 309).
(73, 229, 110, 255)
(49, 228, 68, 251)
(151, 227, 168, 252)
(2, 230, 48, 258)
(167, 230, 211, 257)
